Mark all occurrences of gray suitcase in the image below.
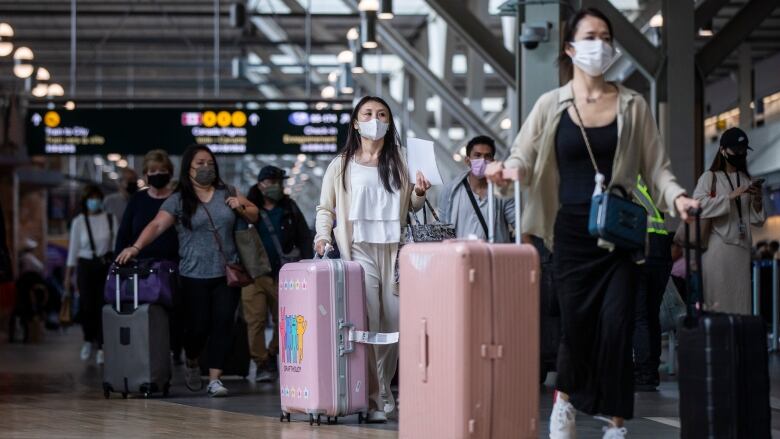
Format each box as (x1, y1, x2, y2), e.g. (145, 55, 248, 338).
(102, 268, 171, 399)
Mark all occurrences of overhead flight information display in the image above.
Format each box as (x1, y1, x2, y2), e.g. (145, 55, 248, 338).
(26, 107, 352, 155)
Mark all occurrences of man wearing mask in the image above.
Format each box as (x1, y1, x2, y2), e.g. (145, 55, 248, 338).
(244, 166, 313, 382)
(104, 168, 140, 222)
(438, 136, 515, 242)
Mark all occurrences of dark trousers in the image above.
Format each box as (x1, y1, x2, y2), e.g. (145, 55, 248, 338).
(77, 258, 110, 346)
(553, 207, 639, 419)
(180, 276, 240, 370)
(632, 235, 673, 383)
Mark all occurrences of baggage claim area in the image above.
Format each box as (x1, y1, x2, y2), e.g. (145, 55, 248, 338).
(2, 0, 780, 438)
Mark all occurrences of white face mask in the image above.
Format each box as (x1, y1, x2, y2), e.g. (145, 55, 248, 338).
(569, 40, 615, 77)
(357, 118, 389, 141)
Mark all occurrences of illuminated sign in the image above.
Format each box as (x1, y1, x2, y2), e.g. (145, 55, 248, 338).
(26, 108, 352, 155)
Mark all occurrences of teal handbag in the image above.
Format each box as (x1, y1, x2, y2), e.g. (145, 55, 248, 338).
(571, 98, 647, 251)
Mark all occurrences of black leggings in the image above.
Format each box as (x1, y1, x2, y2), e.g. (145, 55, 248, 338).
(77, 258, 110, 346)
(180, 276, 239, 370)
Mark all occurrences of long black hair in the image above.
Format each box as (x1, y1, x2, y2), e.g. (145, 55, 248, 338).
(340, 96, 406, 192)
(80, 183, 104, 215)
(709, 146, 751, 178)
(177, 144, 224, 229)
(558, 7, 615, 82)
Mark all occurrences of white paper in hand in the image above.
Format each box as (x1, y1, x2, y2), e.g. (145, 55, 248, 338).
(406, 137, 443, 186)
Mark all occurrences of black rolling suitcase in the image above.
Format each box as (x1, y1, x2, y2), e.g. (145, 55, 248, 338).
(677, 209, 771, 438)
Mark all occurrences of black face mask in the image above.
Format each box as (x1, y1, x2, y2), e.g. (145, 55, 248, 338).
(147, 173, 172, 189)
(126, 181, 139, 194)
(724, 153, 747, 169)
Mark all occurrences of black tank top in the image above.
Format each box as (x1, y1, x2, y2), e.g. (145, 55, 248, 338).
(555, 110, 618, 207)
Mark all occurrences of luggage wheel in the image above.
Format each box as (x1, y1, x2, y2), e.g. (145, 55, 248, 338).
(358, 412, 366, 424)
(316, 415, 322, 426)
(326, 416, 338, 425)
(121, 392, 128, 399)
(280, 412, 290, 423)
(308, 414, 314, 425)
(162, 383, 170, 398)
(102, 383, 111, 399)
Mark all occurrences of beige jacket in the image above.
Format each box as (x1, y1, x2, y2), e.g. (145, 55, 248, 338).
(315, 151, 425, 261)
(503, 82, 687, 250)
(693, 170, 766, 248)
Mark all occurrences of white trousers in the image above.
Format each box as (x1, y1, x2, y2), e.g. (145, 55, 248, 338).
(351, 241, 399, 413)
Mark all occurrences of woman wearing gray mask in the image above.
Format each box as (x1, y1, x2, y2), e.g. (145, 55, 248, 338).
(116, 145, 259, 398)
(486, 8, 699, 438)
(315, 96, 431, 423)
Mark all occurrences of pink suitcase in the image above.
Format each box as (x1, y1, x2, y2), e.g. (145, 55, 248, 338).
(278, 258, 369, 425)
(399, 174, 540, 438)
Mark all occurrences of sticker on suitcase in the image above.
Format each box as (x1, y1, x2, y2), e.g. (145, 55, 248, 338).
(281, 278, 308, 290)
(280, 307, 308, 372)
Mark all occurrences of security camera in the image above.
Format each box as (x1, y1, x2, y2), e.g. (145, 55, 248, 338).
(520, 22, 551, 50)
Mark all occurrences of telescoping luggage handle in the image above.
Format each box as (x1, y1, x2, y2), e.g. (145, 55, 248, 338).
(683, 208, 704, 318)
(486, 168, 523, 245)
(112, 264, 140, 312)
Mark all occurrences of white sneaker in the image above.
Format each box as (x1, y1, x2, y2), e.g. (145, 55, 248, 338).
(367, 410, 387, 423)
(597, 417, 627, 439)
(95, 350, 104, 366)
(247, 360, 258, 382)
(80, 342, 92, 361)
(207, 379, 229, 398)
(549, 398, 577, 439)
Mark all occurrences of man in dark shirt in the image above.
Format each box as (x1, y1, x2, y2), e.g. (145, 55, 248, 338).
(244, 166, 312, 382)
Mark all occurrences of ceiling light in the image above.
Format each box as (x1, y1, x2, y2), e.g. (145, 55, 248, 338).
(358, 0, 379, 11)
(36, 67, 50, 81)
(315, 102, 328, 110)
(117, 159, 129, 168)
(32, 84, 48, 98)
(337, 50, 354, 64)
(107, 153, 122, 162)
(378, 0, 394, 19)
(328, 71, 340, 83)
(0, 22, 13, 57)
(339, 64, 354, 95)
(12, 46, 34, 78)
(500, 118, 512, 130)
(47, 83, 65, 97)
(64, 101, 76, 110)
(321, 86, 337, 99)
(649, 13, 663, 28)
(361, 11, 378, 49)
(698, 29, 714, 37)
(347, 27, 359, 41)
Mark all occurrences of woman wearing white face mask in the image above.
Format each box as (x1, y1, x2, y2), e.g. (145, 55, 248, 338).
(485, 8, 699, 439)
(315, 96, 431, 423)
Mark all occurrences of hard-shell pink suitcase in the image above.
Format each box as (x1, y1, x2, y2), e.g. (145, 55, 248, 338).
(278, 258, 369, 425)
(399, 173, 540, 439)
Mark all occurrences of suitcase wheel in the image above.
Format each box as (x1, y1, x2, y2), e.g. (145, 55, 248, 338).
(358, 413, 366, 424)
(162, 383, 171, 398)
(308, 414, 314, 426)
(316, 415, 322, 426)
(102, 383, 111, 399)
(121, 392, 128, 399)
(280, 412, 291, 423)
(326, 416, 338, 425)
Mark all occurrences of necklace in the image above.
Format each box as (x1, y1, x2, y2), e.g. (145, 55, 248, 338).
(585, 94, 601, 104)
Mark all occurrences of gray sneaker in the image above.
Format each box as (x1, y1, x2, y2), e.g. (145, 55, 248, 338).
(207, 379, 229, 398)
(184, 365, 203, 391)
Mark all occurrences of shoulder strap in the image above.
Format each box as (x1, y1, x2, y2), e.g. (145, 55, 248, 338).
(200, 203, 228, 265)
(709, 171, 717, 197)
(83, 215, 98, 258)
(462, 178, 489, 237)
(570, 86, 607, 193)
(259, 210, 284, 256)
(107, 213, 114, 249)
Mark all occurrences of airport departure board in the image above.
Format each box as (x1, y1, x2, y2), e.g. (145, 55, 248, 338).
(26, 108, 352, 155)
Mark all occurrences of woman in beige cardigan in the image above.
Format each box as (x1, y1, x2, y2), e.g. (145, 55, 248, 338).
(314, 96, 431, 423)
(486, 8, 699, 438)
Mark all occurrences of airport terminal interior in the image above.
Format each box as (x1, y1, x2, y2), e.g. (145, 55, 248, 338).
(2, 0, 780, 438)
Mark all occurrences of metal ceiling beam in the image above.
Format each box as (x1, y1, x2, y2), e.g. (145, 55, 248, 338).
(697, 0, 780, 76)
(694, 0, 732, 30)
(423, 0, 515, 87)
(582, 0, 662, 78)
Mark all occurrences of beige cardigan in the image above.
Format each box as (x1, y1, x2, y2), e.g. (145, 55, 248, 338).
(315, 151, 425, 261)
(503, 81, 687, 250)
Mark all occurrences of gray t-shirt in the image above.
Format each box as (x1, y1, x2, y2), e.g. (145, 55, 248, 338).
(161, 188, 239, 279)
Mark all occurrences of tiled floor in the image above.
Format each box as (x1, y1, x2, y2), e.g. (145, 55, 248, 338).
(0, 328, 778, 438)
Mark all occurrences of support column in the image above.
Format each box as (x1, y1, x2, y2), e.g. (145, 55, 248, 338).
(521, 3, 561, 120)
(738, 44, 754, 129)
(662, 0, 697, 193)
(466, 0, 487, 116)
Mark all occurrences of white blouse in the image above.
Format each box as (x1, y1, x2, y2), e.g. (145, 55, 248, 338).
(348, 161, 401, 244)
(66, 213, 118, 267)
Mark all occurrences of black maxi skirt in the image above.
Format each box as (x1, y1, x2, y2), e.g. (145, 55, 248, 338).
(552, 205, 639, 419)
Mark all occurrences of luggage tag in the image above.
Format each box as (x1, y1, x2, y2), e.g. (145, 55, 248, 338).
(738, 222, 747, 240)
(349, 330, 400, 345)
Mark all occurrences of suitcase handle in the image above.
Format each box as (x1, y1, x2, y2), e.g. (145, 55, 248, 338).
(419, 318, 428, 383)
(113, 266, 140, 312)
(486, 169, 522, 245)
(684, 208, 704, 319)
(338, 320, 355, 356)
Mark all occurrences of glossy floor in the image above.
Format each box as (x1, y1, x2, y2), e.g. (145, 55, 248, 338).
(1, 329, 779, 438)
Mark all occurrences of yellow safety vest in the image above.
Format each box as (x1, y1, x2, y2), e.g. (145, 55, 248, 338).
(634, 176, 668, 236)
